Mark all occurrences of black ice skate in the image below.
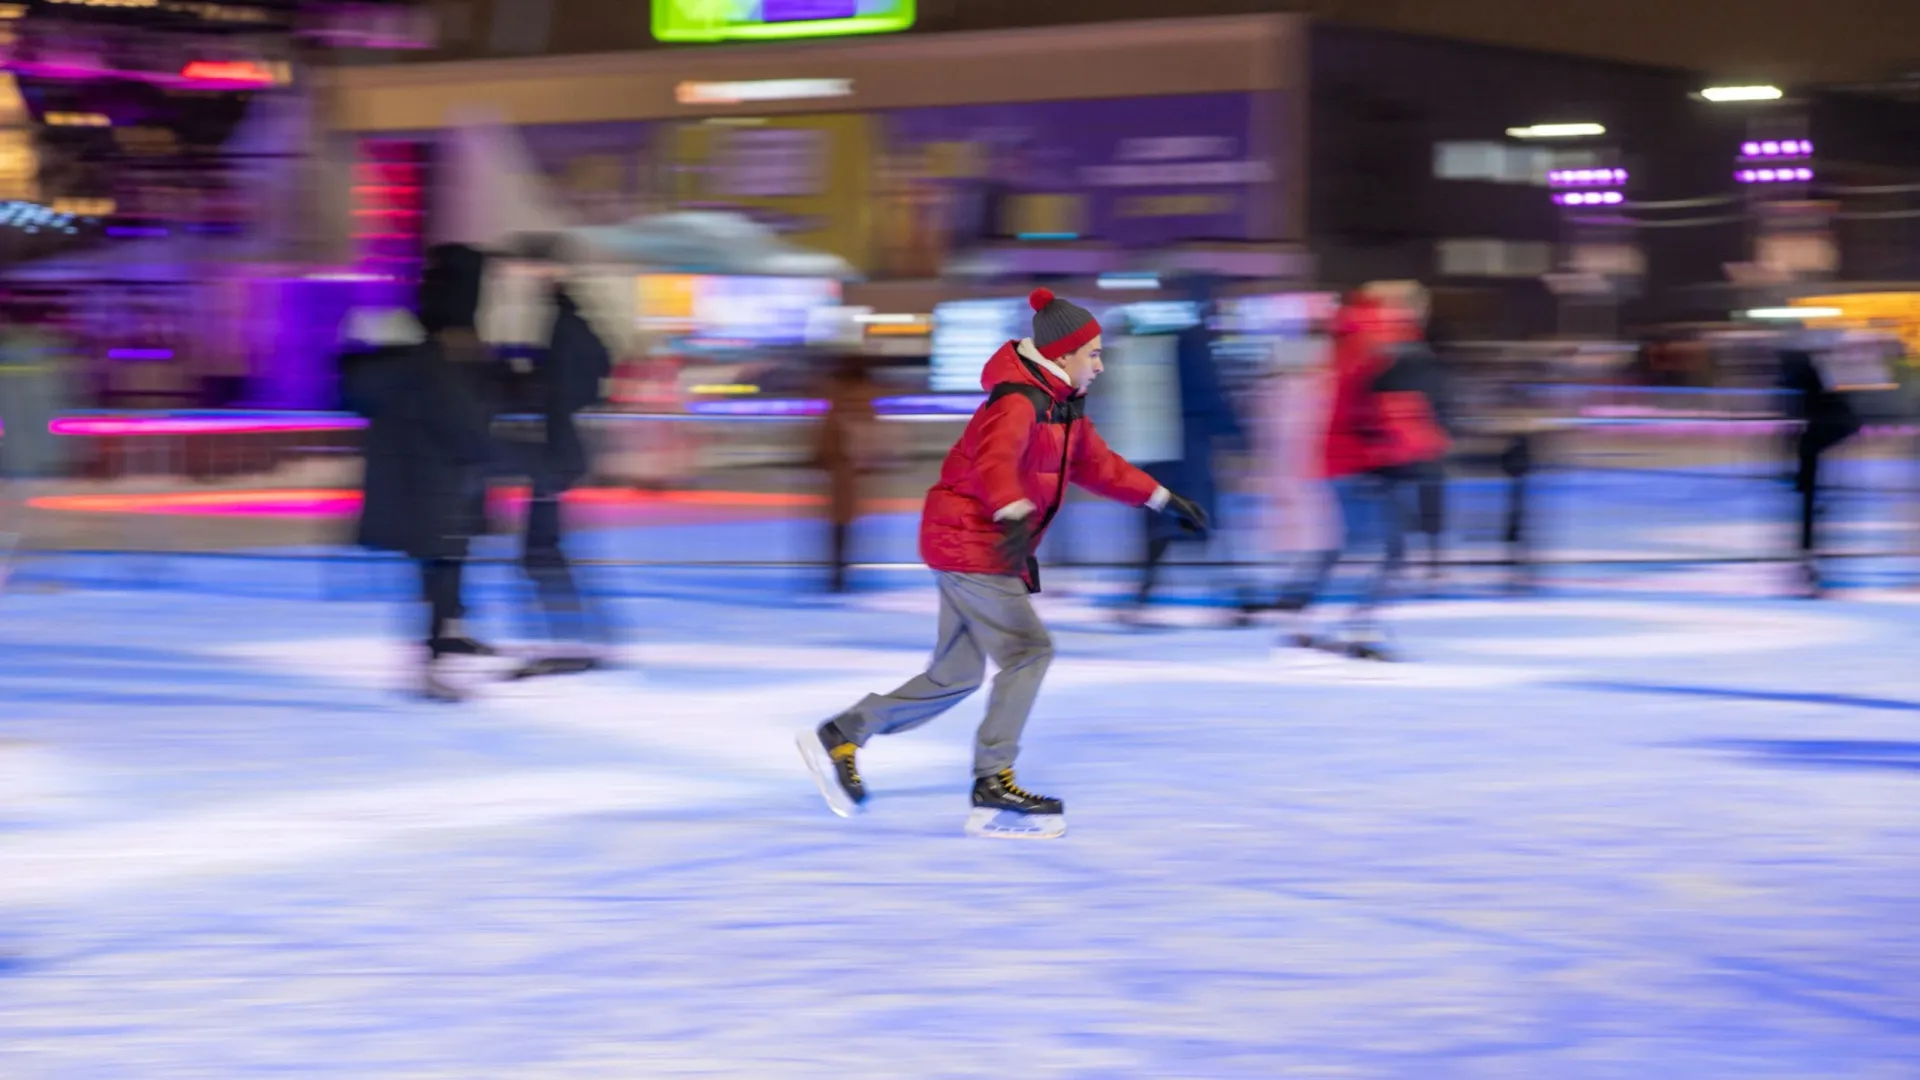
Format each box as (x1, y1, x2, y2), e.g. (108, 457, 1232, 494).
(429, 635, 497, 659)
(1342, 636, 1397, 662)
(966, 769, 1066, 840)
(797, 720, 866, 818)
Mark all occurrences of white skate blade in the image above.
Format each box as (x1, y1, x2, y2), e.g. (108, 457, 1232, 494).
(424, 653, 516, 699)
(796, 729, 857, 819)
(965, 806, 1066, 840)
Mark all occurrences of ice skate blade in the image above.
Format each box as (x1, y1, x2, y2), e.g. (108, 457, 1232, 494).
(507, 655, 603, 681)
(965, 806, 1066, 840)
(796, 729, 857, 819)
(1271, 641, 1340, 670)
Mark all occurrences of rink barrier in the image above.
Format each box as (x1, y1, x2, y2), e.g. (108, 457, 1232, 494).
(5, 392, 1920, 584)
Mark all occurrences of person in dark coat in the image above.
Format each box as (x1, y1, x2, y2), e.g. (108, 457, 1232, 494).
(1130, 278, 1244, 612)
(1779, 345, 1863, 598)
(512, 281, 613, 662)
(340, 243, 500, 700)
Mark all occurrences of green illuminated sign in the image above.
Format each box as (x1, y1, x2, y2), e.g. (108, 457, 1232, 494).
(654, 0, 916, 43)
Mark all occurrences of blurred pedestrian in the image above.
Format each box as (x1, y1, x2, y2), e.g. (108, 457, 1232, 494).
(813, 352, 883, 593)
(1270, 288, 1448, 660)
(339, 244, 501, 701)
(1123, 278, 1244, 621)
(798, 287, 1207, 839)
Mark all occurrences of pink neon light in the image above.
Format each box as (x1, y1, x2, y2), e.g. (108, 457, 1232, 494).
(49, 417, 367, 438)
(26, 487, 924, 520)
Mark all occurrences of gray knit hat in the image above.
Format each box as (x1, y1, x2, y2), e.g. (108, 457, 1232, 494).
(1028, 287, 1101, 359)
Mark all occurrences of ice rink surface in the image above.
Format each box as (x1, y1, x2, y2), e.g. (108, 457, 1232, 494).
(2, 556, 1918, 1078)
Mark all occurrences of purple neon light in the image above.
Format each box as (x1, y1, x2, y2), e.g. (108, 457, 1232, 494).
(686, 395, 996, 419)
(107, 348, 175, 361)
(1549, 168, 1629, 187)
(1737, 167, 1813, 183)
(876, 394, 987, 415)
(1554, 191, 1625, 206)
(686, 398, 828, 418)
(1740, 139, 1813, 158)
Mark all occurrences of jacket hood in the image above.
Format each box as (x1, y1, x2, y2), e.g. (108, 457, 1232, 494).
(980, 338, 1075, 401)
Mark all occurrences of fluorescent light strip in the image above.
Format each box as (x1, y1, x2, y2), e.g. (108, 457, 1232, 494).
(1745, 307, 1843, 320)
(1703, 85, 1784, 103)
(675, 78, 853, 105)
(1507, 123, 1606, 139)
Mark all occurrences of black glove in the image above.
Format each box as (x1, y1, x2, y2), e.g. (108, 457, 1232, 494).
(1161, 492, 1209, 535)
(995, 515, 1037, 574)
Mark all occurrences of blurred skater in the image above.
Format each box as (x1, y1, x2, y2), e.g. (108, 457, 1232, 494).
(340, 244, 501, 701)
(798, 288, 1207, 839)
(1779, 341, 1865, 598)
(1241, 313, 1342, 621)
(1395, 295, 1454, 581)
(513, 278, 615, 671)
(813, 353, 883, 593)
(1123, 278, 1243, 620)
(1269, 288, 1448, 660)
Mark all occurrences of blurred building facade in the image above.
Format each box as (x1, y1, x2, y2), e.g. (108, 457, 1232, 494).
(407, 0, 1920, 89)
(325, 6, 1920, 338)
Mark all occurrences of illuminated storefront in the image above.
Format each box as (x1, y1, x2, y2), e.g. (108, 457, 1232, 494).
(324, 15, 1307, 281)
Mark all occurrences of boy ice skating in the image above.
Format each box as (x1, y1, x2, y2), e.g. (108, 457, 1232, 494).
(799, 288, 1207, 839)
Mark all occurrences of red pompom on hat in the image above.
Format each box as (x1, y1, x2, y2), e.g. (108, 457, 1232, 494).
(1027, 287, 1100, 360)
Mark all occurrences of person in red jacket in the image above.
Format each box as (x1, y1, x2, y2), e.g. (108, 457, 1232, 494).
(799, 288, 1207, 839)
(1270, 288, 1448, 660)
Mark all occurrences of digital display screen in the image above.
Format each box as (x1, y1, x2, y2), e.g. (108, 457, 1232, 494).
(654, 0, 915, 43)
(690, 276, 842, 347)
(930, 299, 1028, 393)
(763, 0, 858, 20)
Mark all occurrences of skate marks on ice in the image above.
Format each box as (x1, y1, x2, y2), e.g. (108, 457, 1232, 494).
(204, 635, 976, 785)
(0, 740, 103, 825)
(202, 594, 1880, 746)
(0, 769, 727, 907)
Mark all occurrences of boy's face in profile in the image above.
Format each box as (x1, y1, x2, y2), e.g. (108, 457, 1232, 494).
(1060, 337, 1104, 391)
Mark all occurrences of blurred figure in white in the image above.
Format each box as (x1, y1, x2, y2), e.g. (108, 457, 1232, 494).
(1240, 318, 1341, 620)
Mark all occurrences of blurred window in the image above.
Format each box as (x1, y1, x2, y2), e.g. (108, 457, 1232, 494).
(1437, 239, 1553, 278)
(1436, 143, 1587, 186)
(490, 0, 552, 54)
(1434, 141, 1505, 181)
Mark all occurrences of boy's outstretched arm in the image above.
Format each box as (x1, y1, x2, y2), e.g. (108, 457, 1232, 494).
(1070, 421, 1209, 534)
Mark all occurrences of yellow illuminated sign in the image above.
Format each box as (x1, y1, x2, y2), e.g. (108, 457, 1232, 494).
(1793, 294, 1920, 361)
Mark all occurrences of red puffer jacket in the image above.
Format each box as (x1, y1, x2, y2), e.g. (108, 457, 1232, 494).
(1321, 320, 1449, 479)
(920, 340, 1160, 582)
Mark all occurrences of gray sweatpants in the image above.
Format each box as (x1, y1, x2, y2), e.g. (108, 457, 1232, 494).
(834, 571, 1054, 777)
